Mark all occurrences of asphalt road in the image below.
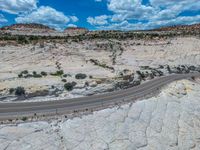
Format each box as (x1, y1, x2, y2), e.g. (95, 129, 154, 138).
(0, 73, 199, 120)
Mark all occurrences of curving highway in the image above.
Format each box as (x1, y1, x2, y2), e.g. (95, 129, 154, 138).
(0, 73, 199, 120)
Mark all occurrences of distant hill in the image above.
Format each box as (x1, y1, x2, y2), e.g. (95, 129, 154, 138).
(0, 23, 57, 36)
(152, 23, 200, 32)
(0, 23, 55, 31)
(64, 27, 88, 36)
(0, 24, 89, 36)
(64, 27, 88, 31)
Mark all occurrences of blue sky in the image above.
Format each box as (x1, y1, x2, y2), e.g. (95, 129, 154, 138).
(0, 0, 200, 30)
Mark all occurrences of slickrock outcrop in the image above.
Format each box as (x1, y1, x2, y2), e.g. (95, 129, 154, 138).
(64, 27, 88, 36)
(1, 79, 200, 150)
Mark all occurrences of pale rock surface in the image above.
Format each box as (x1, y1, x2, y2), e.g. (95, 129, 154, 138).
(1, 37, 200, 102)
(1, 79, 200, 150)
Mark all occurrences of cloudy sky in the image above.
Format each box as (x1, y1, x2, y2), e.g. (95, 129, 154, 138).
(0, 0, 200, 30)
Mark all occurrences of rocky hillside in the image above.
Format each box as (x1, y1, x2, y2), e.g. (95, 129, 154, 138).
(152, 23, 200, 32)
(0, 23, 54, 31)
(0, 23, 57, 36)
(64, 27, 88, 36)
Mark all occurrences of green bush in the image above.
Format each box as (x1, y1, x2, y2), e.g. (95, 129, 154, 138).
(64, 83, 74, 91)
(18, 73, 23, 78)
(75, 73, 87, 79)
(63, 74, 71, 78)
(50, 70, 64, 76)
(33, 71, 37, 75)
(9, 88, 15, 94)
(21, 117, 27, 121)
(63, 74, 68, 78)
(62, 79, 67, 82)
(15, 87, 25, 96)
(18, 70, 29, 78)
(17, 36, 29, 44)
(21, 70, 28, 74)
(41, 71, 47, 76)
(71, 81, 77, 87)
(33, 74, 42, 78)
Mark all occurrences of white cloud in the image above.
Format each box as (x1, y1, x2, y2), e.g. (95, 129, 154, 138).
(67, 24, 77, 28)
(70, 16, 79, 22)
(0, 0, 38, 14)
(108, 0, 154, 21)
(107, 0, 200, 22)
(0, 14, 7, 23)
(95, 0, 102, 2)
(87, 15, 110, 26)
(99, 15, 200, 31)
(15, 6, 71, 30)
(89, 0, 200, 30)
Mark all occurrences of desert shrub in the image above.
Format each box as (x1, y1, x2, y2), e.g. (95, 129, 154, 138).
(33, 74, 42, 78)
(61, 79, 67, 82)
(21, 117, 27, 121)
(29, 36, 39, 41)
(167, 65, 171, 73)
(89, 59, 114, 71)
(63, 74, 71, 78)
(188, 66, 196, 71)
(15, 87, 25, 96)
(63, 74, 68, 78)
(33, 71, 37, 75)
(75, 73, 87, 79)
(50, 70, 64, 76)
(71, 81, 77, 87)
(24, 74, 34, 78)
(41, 71, 47, 76)
(159, 65, 164, 69)
(18, 70, 29, 78)
(21, 70, 28, 74)
(18, 73, 23, 78)
(133, 80, 141, 86)
(84, 81, 89, 87)
(17, 36, 29, 44)
(140, 66, 150, 70)
(64, 83, 74, 91)
(9, 88, 15, 94)
(136, 71, 145, 79)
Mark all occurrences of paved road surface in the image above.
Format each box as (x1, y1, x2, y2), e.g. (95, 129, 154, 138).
(0, 73, 199, 120)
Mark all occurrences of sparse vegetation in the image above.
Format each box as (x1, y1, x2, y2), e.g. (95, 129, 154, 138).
(89, 59, 114, 71)
(64, 82, 76, 91)
(50, 70, 64, 76)
(84, 81, 89, 87)
(61, 79, 67, 82)
(63, 74, 71, 78)
(22, 70, 28, 74)
(15, 87, 25, 96)
(9, 88, 15, 94)
(18, 70, 46, 78)
(21, 116, 27, 121)
(33, 73, 42, 78)
(75, 73, 87, 79)
(17, 36, 30, 44)
(41, 71, 47, 76)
